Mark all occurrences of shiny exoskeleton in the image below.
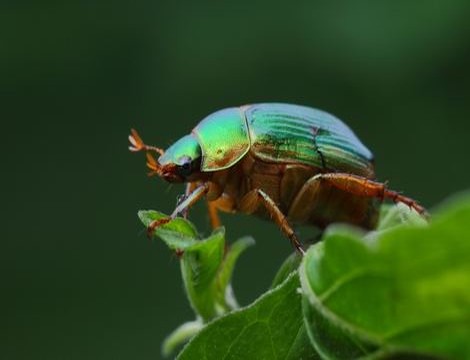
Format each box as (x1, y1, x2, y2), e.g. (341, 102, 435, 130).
(129, 103, 425, 254)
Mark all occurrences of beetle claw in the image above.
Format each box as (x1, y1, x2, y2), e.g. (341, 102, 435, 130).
(147, 217, 172, 238)
(174, 249, 185, 259)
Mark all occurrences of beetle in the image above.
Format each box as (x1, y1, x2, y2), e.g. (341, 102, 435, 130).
(129, 103, 425, 254)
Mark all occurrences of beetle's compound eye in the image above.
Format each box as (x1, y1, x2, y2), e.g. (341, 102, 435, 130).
(178, 156, 193, 177)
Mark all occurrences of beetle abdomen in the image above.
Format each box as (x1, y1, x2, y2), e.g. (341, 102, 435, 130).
(245, 103, 375, 178)
(234, 155, 379, 229)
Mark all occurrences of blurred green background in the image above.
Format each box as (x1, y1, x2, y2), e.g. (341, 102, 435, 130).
(3, 1, 470, 359)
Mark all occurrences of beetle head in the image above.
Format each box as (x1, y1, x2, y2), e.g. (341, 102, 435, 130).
(150, 134, 202, 183)
(129, 129, 203, 183)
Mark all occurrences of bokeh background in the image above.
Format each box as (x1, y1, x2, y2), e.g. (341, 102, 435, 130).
(3, 1, 470, 359)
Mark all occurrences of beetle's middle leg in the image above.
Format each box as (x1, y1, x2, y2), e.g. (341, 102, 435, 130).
(147, 183, 209, 237)
(207, 194, 237, 229)
(239, 189, 305, 255)
(207, 201, 221, 229)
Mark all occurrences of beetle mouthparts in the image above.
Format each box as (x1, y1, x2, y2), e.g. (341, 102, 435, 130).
(145, 152, 163, 177)
(128, 128, 166, 177)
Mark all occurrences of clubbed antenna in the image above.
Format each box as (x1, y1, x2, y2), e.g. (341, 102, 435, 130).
(128, 129, 164, 155)
(129, 129, 164, 176)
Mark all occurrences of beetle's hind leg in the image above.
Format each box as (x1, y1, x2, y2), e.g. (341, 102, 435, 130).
(239, 189, 305, 255)
(319, 173, 427, 216)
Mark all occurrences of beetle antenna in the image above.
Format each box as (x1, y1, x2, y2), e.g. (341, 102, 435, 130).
(129, 129, 165, 176)
(128, 129, 164, 155)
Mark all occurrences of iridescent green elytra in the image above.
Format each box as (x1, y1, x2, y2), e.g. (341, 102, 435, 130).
(130, 103, 425, 254)
(190, 104, 374, 176)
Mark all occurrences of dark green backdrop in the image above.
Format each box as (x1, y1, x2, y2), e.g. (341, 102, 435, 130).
(3, 1, 470, 359)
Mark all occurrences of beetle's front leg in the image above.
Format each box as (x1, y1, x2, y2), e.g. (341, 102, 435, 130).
(175, 183, 198, 219)
(147, 183, 210, 238)
(239, 189, 305, 255)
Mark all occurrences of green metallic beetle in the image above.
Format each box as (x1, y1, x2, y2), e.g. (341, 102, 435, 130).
(129, 103, 425, 254)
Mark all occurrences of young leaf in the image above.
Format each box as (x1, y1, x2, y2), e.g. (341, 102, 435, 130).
(180, 230, 255, 321)
(180, 228, 226, 321)
(376, 203, 427, 231)
(138, 212, 254, 355)
(214, 236, 255, 310)
(178, 272, 320, 360)
(271, 252, 302, 288)
(162, 320, 203, 357)
(300, 195, 470, 359)
(138, 210, 199, 249)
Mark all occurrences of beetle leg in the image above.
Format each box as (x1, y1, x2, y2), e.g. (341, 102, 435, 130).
(207, 201, 222, 229)
(175, 194, 186, 214)
(147, 183, 210, 237)
(318, 173, 427, 216)
(239, 189, 305, 255)
(207, 194, 237, 229)
(176, 182, 198, 219)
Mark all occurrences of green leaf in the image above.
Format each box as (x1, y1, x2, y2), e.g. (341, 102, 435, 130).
(178, 272, 320, 360)
(214, 236, 255, 309)
(162, 320, 203, 358)
(138, 211, 254, 355)
(271, 252, 302, 288)
(376, 203, 427, 231)
(179, 230, 254, 322)
(180, 228, 226, 320)
(300, 194, 470, 359)
(138, 210, 199, 249)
